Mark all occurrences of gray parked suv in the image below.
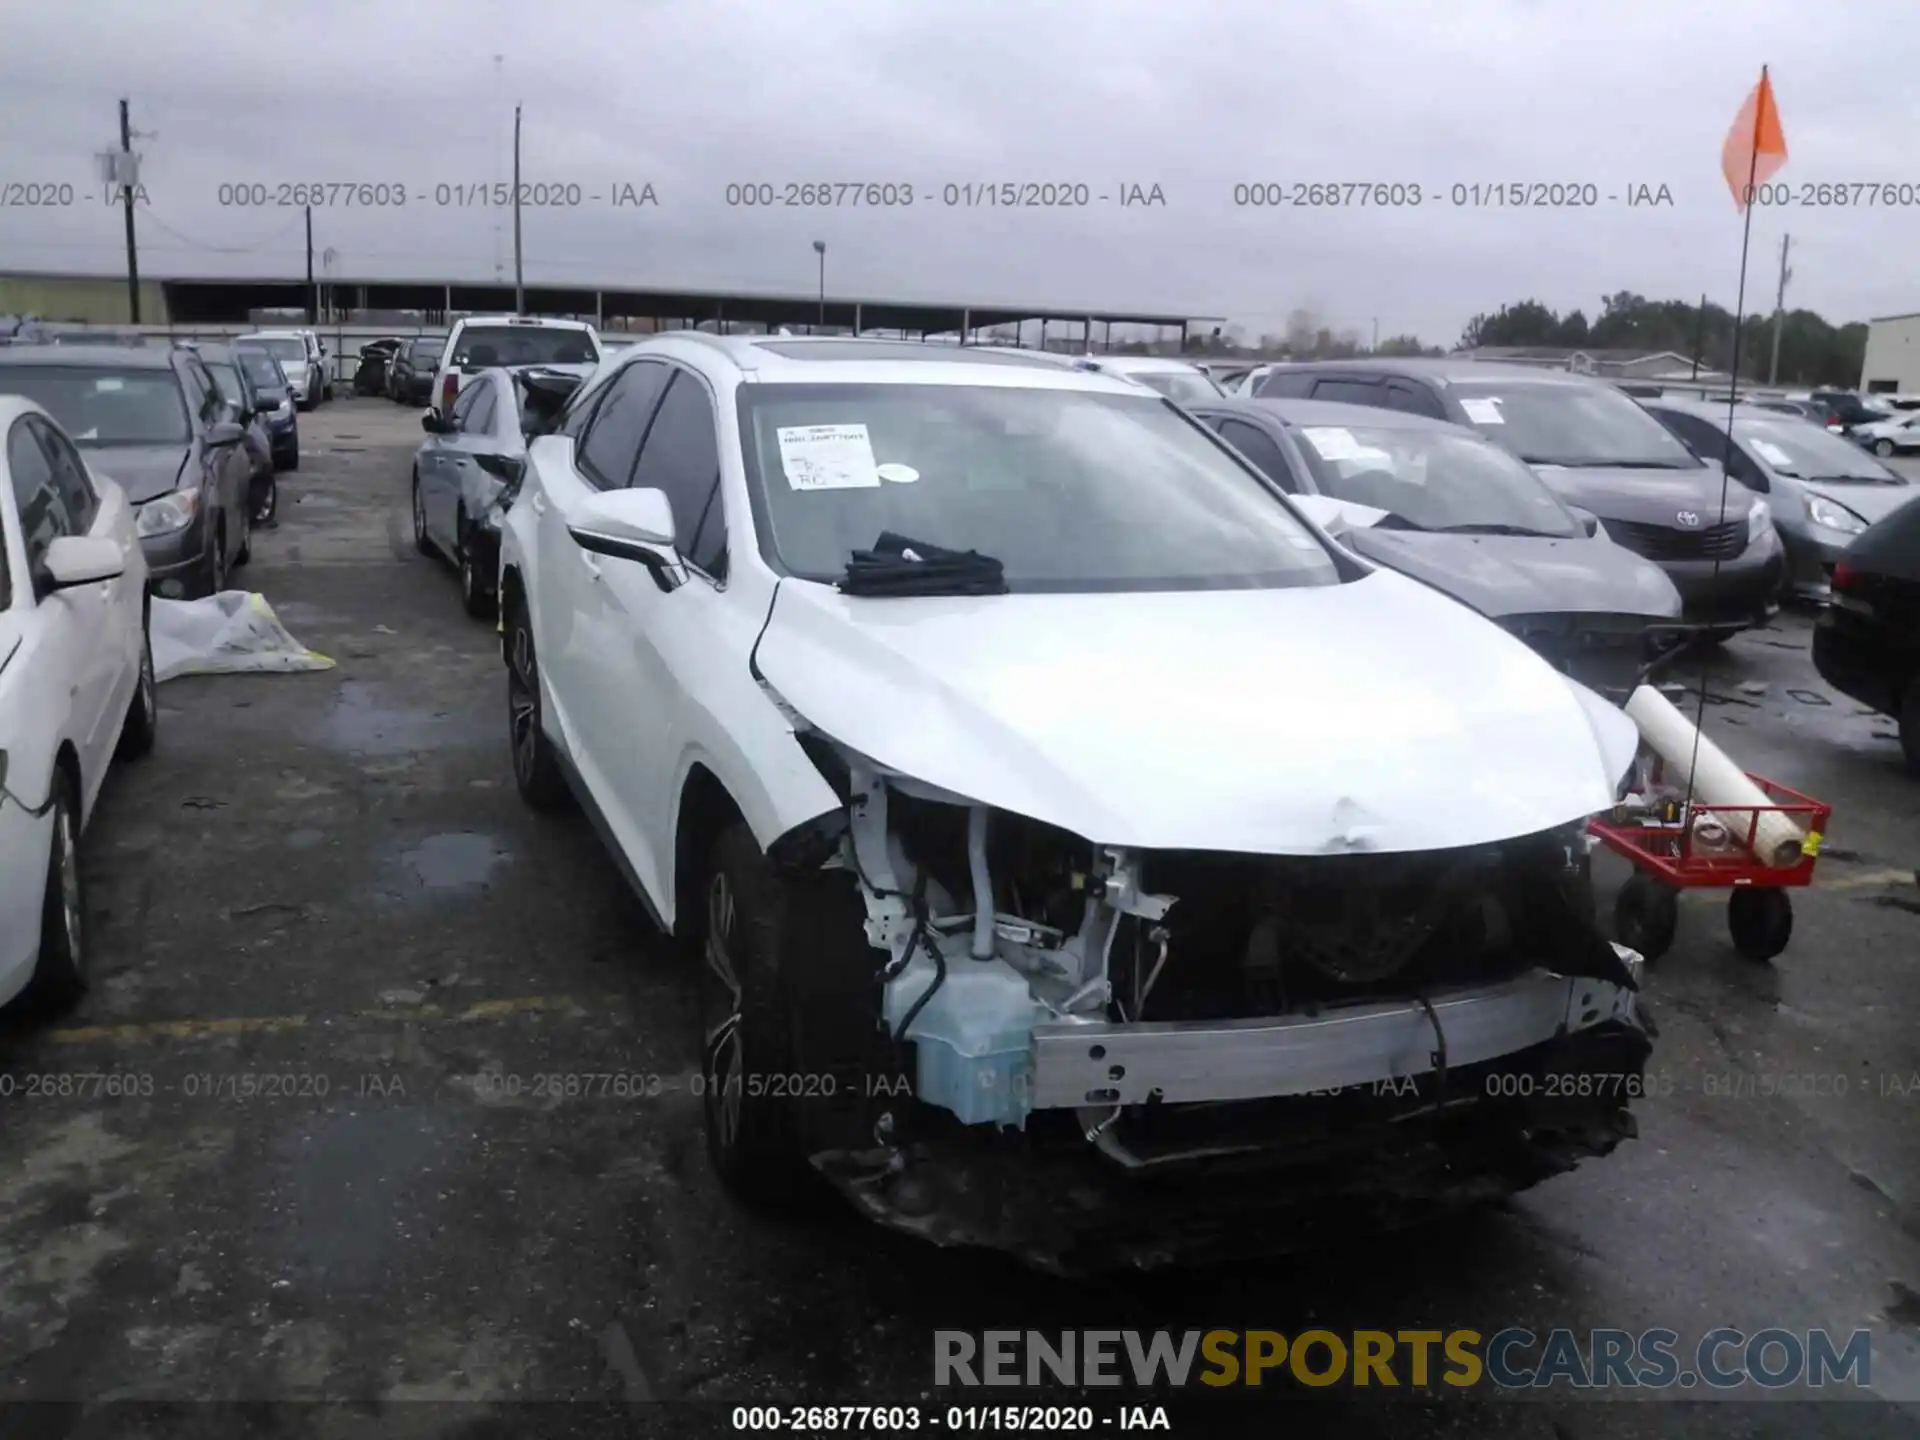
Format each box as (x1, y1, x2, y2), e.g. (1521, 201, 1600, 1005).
(1255, 360, 1787, 636)
(0, 344, 255, 597)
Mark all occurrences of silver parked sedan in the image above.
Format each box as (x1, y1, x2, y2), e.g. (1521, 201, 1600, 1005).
(409, 365, 584, 617)
(1641, 397, 1917, 603)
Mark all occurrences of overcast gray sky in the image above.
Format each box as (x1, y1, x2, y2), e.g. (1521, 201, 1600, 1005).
(1, 0, 1914, 346)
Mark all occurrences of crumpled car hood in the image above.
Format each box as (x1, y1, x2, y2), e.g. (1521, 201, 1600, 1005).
(1344, 529, 1683, 621)
(755, 569, 1638, 855)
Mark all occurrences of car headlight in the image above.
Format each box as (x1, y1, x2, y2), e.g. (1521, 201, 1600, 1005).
(275, 399, 293, 421)
(1746, 498, 1772, 541)
(135, 488, 200, 538)
(1805, 493, 1866, 535)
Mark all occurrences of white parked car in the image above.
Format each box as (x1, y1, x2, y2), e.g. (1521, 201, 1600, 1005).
(496, 334, 1652, 1268)
(1851, 410, 1920, 457)
(1075, 353, 1226, 403)
(0, 398, 157, 1013)
(431, 316, 601, 418)
(237, 329, 327, 410)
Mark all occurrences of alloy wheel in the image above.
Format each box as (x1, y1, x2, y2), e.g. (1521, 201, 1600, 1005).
(54, 802, 83, 976)
(703, 872, 745, 1149)
(507, 622, 540, 783)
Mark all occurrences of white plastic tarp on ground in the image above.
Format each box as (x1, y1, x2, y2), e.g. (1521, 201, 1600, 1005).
(150, 591, 335, 683)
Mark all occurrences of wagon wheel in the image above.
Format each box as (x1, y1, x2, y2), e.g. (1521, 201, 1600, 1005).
(1727, 887, 1792, 963)
(1613, 872, 1679, 962)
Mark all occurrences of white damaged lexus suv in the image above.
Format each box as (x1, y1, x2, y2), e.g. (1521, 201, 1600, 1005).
(497, 334, 1652, 1272)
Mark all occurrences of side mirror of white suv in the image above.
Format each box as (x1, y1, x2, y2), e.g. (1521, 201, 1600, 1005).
(41, 534, 126, 592)
(567, 487, 684, 590)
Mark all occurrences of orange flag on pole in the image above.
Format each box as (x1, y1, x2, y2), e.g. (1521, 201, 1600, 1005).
(1722, 66, 1788, 210)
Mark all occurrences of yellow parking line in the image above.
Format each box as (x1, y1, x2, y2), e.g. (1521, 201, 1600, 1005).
(45, 995, 590, 1047)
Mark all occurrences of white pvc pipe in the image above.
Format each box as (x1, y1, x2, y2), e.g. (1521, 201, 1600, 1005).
(968, 806, 996, 959)
(1623, 685, 1807, 867)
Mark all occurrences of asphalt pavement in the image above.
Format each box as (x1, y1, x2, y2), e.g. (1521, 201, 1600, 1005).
(1, 400, 1917, 1438)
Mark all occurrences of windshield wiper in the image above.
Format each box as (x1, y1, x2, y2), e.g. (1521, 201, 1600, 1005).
(838, 531, 1009, 597)
(1431, 522, 1561, 537)
(1548, 459, 1694, 470)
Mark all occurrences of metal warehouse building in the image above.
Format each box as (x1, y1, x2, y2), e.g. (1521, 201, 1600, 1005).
(1861, 311, 1920, 394)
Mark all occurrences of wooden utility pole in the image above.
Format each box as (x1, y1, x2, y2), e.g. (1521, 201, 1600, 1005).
(119, 100, 140, 323)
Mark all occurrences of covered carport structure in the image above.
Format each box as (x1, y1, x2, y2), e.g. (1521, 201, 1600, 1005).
(156, 274, 1219, 350)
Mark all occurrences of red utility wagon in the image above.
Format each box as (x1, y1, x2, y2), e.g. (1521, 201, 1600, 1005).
(1587, 758, 1831, 963)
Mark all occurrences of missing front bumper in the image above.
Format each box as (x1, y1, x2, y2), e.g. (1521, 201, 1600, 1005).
(814, 1019, 1652, 1273)
(1030, 964, 1638, 1111)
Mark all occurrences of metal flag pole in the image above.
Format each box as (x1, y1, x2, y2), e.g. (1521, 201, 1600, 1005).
(1683, 66, 1777, 827)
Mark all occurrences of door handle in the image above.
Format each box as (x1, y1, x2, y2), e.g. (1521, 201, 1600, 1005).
(530, 493, 548, 516)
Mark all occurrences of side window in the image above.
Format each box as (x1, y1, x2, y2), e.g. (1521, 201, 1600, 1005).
(630, 370, 726, 577)
(181, 357, 219, 424)
(1385, 381, 1445, 419)
(450, 379, 490, 432)
(31, 418, 99, 534)
(467, 384, 498, 435)
(1217, 420, 1300, 491)
(1254, 371, 1313, 399)
(1309, 378, 1386, 407)
(8, 418, 76, 573)
(575, 361, 672, 488)
(1651, 410, 1719, 460)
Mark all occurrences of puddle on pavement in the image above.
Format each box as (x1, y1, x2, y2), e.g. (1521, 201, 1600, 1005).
(400, 832, 511, 892)
(313, 681, 488, 755)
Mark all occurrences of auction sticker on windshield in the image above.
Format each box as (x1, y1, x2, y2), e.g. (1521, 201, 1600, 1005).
(777, 423, 881, 490)
(1299, 426, 1366, 461)
(1749, 439, 1793, 467)
(1459, 397, 1505, 424)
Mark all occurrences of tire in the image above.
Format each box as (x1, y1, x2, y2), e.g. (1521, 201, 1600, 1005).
(696, 822, 886, 1205)
(253, 471, 279, 526)
(411, 471, 434, 557)
(1612, 871, 1679, 963)
(504, 597, 570, 812)
(1727, 887, 1792, 963)
(458, 515, 494, 620)
(698, 824, 807, 1201)
(25, 771, 89, 1013)
(283, 443, 299, 472)
(116, 625, 158, 760)
(1875, 439, 1895, 457)
(197, 522, 228, 598)
(1900, 676, 1920, 777)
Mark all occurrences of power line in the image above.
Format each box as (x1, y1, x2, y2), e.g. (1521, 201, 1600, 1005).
(137, 208, 306, 254)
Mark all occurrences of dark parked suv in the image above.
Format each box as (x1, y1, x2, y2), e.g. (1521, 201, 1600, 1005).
(1254, 360, 1786, 635)
(1813, 494, 1920, 773)
(0, 343, 255, 597)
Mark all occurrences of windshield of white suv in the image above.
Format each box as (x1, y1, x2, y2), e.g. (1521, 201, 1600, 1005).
(451, 325, 599, 367)
(0, 366, 190, 445)
(1733, 417, 1907, 484)
(1292, 423, 1582, 536)
(254, 337, 307, 364)
(739, 383, 1341, 592)
(1449, 379, 1702, 469)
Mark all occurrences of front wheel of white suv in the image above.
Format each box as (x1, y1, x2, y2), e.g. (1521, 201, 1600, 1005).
(503, 597, 570, 811)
